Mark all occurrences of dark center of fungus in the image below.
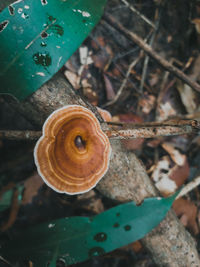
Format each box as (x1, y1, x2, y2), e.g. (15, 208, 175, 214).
(74, 135, 86, 150)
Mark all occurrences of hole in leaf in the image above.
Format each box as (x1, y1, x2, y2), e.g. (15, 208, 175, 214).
(0, 20, 9, 32)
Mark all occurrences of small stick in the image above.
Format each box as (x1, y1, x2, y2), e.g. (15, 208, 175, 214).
(105, 120, 198, 139)
(176, 176, 200, 199)
(0, 120, 198, 141)
(103, 14, 200, 93)
(120, 0, 155, 29)
(103, 53, 143, 107)
(0, 130, 41, 141)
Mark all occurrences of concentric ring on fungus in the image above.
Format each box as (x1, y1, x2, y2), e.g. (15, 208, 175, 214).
(34, 105, 111, 194)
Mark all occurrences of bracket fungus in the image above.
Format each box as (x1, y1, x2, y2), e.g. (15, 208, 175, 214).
(34, 105, 111, 195)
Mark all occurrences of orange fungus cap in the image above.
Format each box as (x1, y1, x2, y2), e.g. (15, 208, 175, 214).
(34, 105, 111, 195)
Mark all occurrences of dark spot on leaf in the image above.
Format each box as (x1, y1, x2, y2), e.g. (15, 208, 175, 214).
(41, 31, 49, 38)
(0, 20, 9, 32)
(82, 19, 86, 23)
(113, 223, 120, 228)
(8, 5, 14, 15)
(51, 24, 64, 36)
(116, 212, 120, 217)
(94, 232, 107, 242)
(48, 15, 56, 22)
(124, 225, 131, 231)
(33, 52, 52, 67)
(88, 247, 105, 257)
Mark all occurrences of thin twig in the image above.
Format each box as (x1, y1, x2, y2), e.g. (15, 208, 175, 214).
(140, 3, 163, 92)
(176, 176, 200, 199)
(0, 130, 41, 140)
(0, 256, 13, 267)
(105, 119, 198, 139)
(103, 52, 143, 107)
(103, 14, 200, 93)
(120, 0, 155, 29)
(0, 120, 198, 141)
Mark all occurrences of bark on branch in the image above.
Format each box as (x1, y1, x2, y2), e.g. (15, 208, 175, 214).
(4, 73, 200, 266)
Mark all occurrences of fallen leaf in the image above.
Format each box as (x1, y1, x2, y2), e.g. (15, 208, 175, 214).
(77, 190, 104, 214)
(81, 78, 99, 106)
(192, 18, 200, 34)
(64, 70, 81, 90)
(169, 158, 189, 187)
(157, 101, 177, 121)
(152, 144, 189, 196)
(138, 93, 156, 115)
(103, 74, 116, 101)
(97, 107, 112, 122)
(22, 173, 44, 205)
(146, 138, 162, 148)
(151, 156, 178, 196)
(173, 198, 199, 235)
(83, 87, 98, 106)
(79, 46, 93, 65)
(176, 82, 197, 114)
(162, 143, 186, 166)
(92, 52, 110, 70)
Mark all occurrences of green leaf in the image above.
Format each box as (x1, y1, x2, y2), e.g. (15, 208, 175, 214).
(0, 185, 24, 213)
(0, 0, 106, 100)
(1, 194, 177, 266)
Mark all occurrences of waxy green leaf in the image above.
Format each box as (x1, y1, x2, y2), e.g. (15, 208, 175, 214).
(0, 185, 24, 213)
(0, 0, 106, 100)
(1, 194, 177, 266)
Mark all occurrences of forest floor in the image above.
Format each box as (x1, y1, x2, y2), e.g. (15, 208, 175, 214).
(1, 0, 200, 266)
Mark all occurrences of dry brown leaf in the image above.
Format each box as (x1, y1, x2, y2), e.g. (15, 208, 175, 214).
(176, 82, 197, 114)
(103, 74, 116, 101)
(92, 53, 109, 70)
(151, 156, 178, 196)
(22, 173, 44, 205)
(64, 71, 81, 90)
(157, 101, 177, 121)
(192, 18, 200, 34)
(152, 143, 189, 196)
(173, 198, 199, 235)
(77, 190, 104, 214)
(162, 143, 186, 166)
(97, 107, 112, 122)
(138, 94, 156, 115)
(169, 158, 189, 187)
(146, 138, 162, 148)
(83, 87, 98, 106)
